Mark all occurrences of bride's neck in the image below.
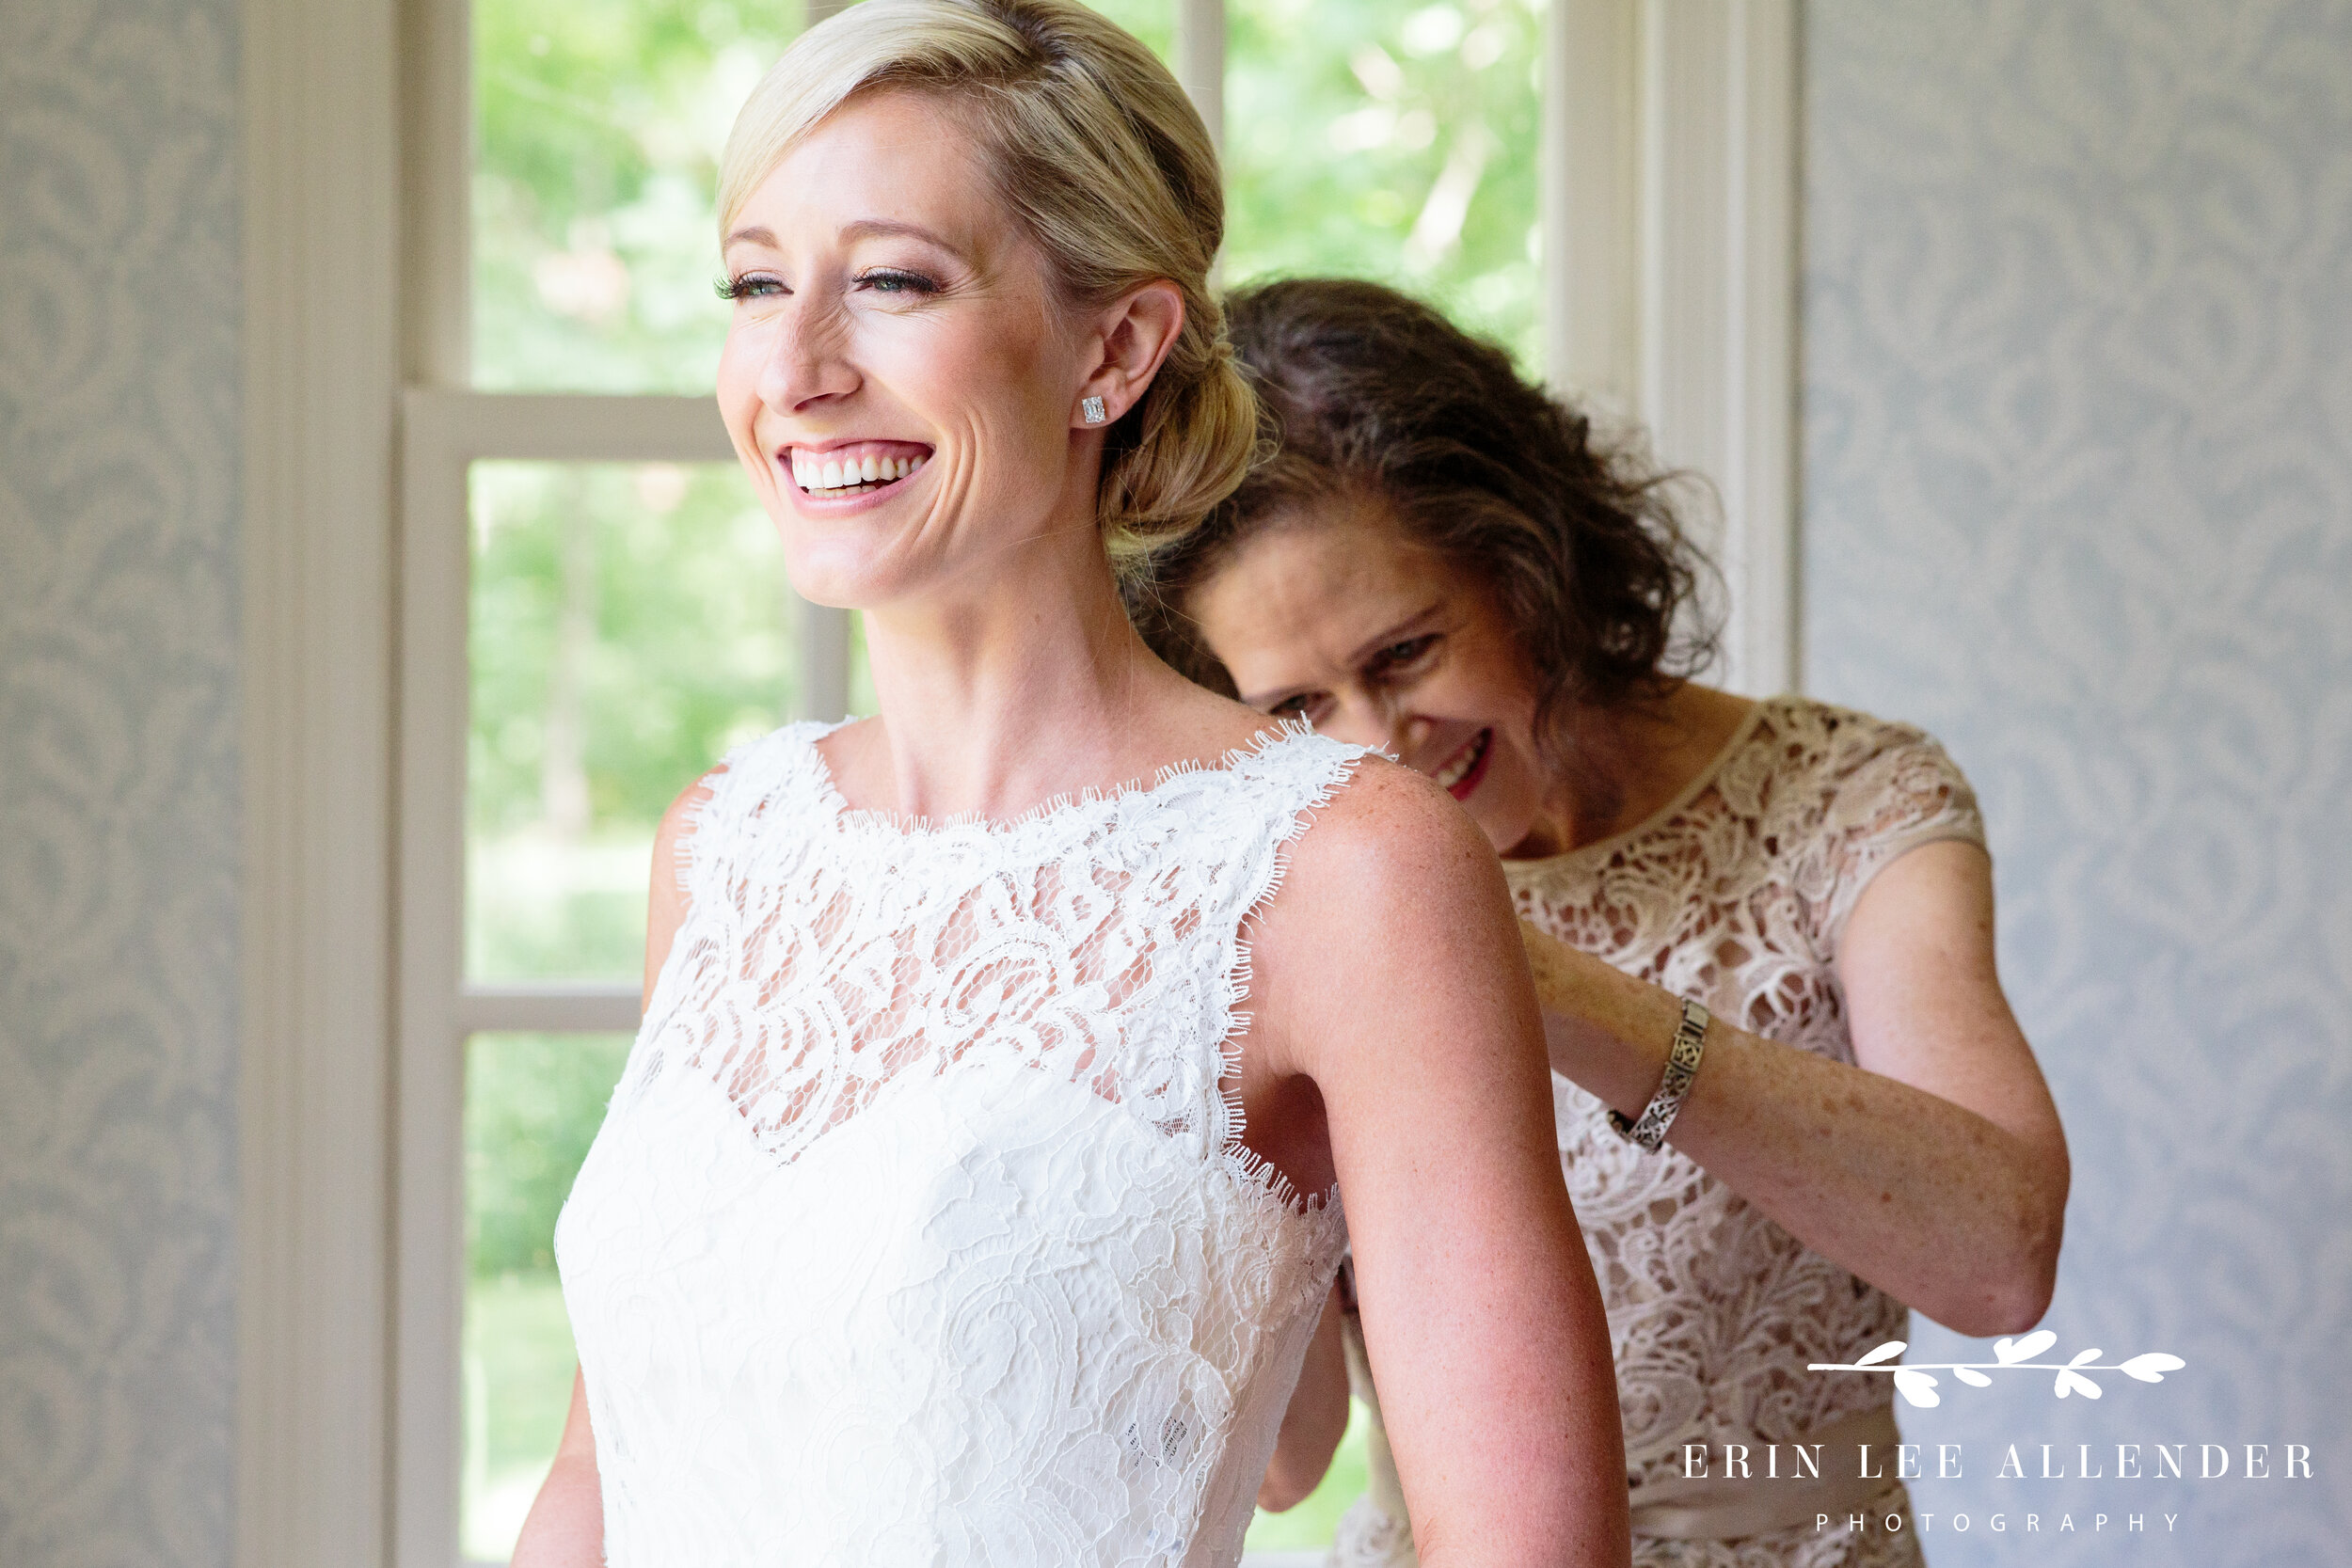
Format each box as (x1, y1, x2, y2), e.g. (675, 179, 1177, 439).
(840, 537, 1166, 823)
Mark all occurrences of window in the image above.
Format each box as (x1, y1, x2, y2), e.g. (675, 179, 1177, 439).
(391, 2, 1793, 1562)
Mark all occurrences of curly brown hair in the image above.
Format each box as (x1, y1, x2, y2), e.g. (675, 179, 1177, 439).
(1125, 277, 1718, 761)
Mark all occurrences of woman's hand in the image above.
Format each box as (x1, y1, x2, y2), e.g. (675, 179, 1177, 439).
(1521, 840, 2069, 1336)
(1259, 1284, 1350, 1512)
(1249, 760, 1630, 1567)
(511, 1369, 604, 1567)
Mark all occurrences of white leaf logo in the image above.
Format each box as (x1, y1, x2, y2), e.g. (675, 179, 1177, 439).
(2119, 1353, 2185, 1383)
(1811, 1329, 2183, 1403)
(1892, 1369, 1941, 1408)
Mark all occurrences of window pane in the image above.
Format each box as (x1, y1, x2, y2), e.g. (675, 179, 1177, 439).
(1224, 0, 1545, 368)
(473, 0, 802, 390)
(1090, 0, 1174, 58)
(469, 461, 792, 983)
(463, 1032, 633, 1561)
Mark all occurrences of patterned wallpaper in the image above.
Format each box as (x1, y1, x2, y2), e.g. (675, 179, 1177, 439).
(1804, 2, 2351, 1564)
(0, 2, 240, 1565)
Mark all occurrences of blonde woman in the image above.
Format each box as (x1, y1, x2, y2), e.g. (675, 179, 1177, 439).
(509, 7, 1628, 1566)
(1133, 279, 2071, 1567)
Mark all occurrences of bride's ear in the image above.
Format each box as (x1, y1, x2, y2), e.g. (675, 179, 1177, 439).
(1073, 280, 1185, 430)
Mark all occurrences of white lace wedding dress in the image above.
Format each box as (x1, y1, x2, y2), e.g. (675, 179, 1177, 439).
(1334, 698, 1984, 1568)
(556, 721, 1369, 1567)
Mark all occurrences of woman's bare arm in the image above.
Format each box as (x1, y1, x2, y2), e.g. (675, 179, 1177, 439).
(511, 1370, 603, 1567)
(1253, 762, 1629, 1567)
(1258, 1285, 1350, 1512)
(513, 775, 715, 1564)
(1526, 840, 2068, 1336)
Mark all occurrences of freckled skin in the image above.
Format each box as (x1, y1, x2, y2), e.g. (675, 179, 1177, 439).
(714, 93, 1083, 615)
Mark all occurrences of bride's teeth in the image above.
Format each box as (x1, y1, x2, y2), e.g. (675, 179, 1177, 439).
(792, 448, 930, 492)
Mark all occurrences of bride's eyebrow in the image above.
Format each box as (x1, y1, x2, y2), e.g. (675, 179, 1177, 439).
(838, 217, 964, 254)
(721, 218, 971, 261)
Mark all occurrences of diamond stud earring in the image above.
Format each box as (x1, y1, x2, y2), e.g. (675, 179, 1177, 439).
(1081, 396, 1107, 425)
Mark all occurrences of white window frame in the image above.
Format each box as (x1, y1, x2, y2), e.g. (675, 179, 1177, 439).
(1550, 0, 1800, 696)
(236, 2, 1795, 1562)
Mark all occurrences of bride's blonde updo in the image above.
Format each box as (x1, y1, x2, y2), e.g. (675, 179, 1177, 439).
(718, 0, 1255, 562)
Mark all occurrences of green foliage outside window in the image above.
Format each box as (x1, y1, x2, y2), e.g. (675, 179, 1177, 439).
(1227, 0, 1543, 366)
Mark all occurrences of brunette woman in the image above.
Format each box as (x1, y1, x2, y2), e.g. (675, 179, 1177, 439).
(1130, 278, 2069, 1567)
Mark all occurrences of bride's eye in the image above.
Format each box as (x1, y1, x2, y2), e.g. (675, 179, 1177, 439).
(856, 268, 941, 295)
(718, 273, 787, 301)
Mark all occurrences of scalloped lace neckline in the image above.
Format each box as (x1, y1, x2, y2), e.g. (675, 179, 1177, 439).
(795, 717, 1333, 843)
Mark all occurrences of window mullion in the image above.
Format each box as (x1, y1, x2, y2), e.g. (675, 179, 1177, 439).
(1174, 0, 1226, 154)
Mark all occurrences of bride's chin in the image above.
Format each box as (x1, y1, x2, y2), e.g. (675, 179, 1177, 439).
(775, 541, 920, 616)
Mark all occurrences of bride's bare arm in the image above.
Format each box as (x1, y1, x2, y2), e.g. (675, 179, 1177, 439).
(511, 1370, 604, 1566)
(515, 776, 712, 1564)
(1251, 762, 1629, 1567)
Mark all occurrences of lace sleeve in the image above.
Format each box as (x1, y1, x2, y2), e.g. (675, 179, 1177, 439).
(1810, 721, 1987, 961)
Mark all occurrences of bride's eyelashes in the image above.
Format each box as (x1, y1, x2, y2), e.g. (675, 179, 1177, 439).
(854, 267, 943, 296)
(718, 271, 785, 301)
(716, 266, 948, 303)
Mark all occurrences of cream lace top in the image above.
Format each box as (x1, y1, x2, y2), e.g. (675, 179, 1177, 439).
(557, 721, 1369, 1567)
(1336, 697, 1985, 1568)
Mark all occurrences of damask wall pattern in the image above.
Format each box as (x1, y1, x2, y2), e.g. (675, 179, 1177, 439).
(1804, 3, 2351, 1563)
(0, 2, 240, 1565)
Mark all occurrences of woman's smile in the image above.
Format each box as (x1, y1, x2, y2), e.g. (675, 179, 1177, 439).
(783, 439, 934, 500)
(1431, 726, 1493, 800)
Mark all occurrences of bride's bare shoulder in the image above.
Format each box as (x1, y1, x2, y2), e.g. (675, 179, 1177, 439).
(1243, 751, 1538, 1090)
(1264, 754, 1519, 980)
(1290, 750, 1502, 889)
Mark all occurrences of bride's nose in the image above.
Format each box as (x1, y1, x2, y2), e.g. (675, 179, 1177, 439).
(756, 294, 860, 413)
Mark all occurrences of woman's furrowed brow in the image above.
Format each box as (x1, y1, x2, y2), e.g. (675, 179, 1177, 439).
(1346, 601, 1447, 666)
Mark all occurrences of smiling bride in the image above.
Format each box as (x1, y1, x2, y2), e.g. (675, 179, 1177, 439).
(505, 4, 1630, 1565)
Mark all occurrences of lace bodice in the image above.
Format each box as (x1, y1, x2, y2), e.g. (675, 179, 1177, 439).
(557, 721, 1368, 1568)
(1338, 698, 1983, 1568)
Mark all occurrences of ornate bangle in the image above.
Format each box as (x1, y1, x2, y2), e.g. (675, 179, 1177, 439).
(1608, 998, 1710, 1151)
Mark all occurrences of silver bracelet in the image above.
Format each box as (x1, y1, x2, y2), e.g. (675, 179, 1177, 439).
(1608, 998, 1711, 1151)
